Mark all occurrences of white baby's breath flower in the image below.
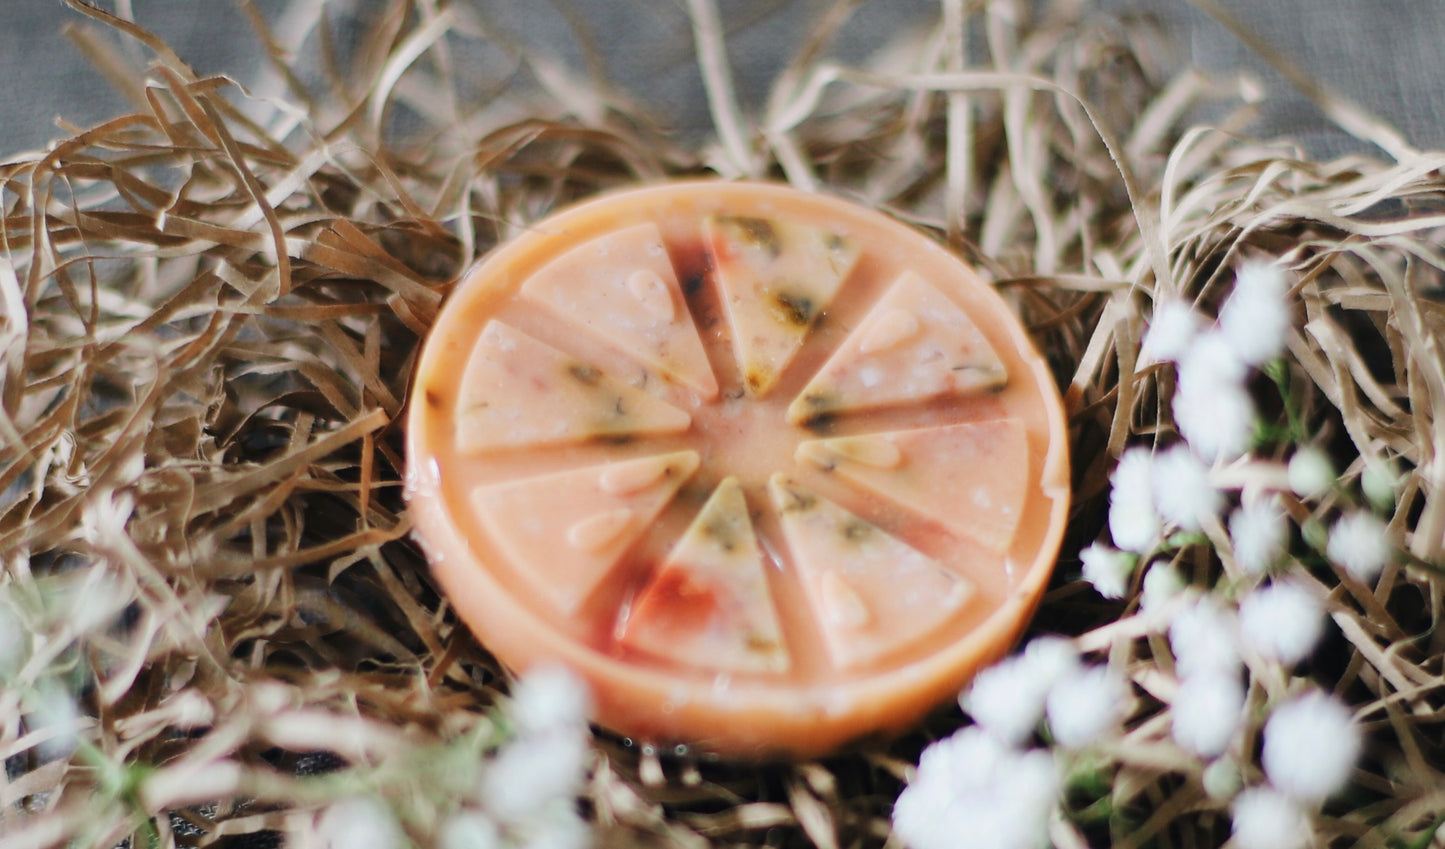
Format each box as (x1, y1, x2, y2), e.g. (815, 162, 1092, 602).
(1239, 580, 1324, 665)
(509, 665, 592, 737)
(1109, 448, 1160, 552)
(962, 637, 1080, 746)
(1173, 311, 1262, 463)
(1177, 329, 1249, 392)
(892, 727, 1059, 849)
(1232, 786, 1309, 849)
(316, 796, 402, 849)
(1287, 447, 1335, 499)
(1140, 562, 1187, 624)
(1045, 665, 1129, 749)
(1169, 596, 1241, 678)
(1326, 510, 1392, 583)
(1218, 262, 1292, 367)
(1080, 543, 1135, 600)
(482, 730, 591, 824)
(1171, 669, 1244, 758)
(165, 689, 216, 730)
(1361, 457, 1398, 511)
(1229, 497, 1289, 575)
(962, 662, 1042, 746)
(1202, 757, 1243, 800)
(1141, 299, 1203, 365)
(1175, 377, 1256, 462)
(0, 596, 27, 679)
(48, 570, 124, 637)
(1020, 636, 1083, 685)
(514, 805, 592, 849)
(29, 685, 81, 760)
(439, 811, 501, 849)
(1263, 690, 1360, 802)
(1151, 445, 1223, 531)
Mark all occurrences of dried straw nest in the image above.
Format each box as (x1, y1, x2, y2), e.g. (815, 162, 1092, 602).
(2, 0, 1443, 847)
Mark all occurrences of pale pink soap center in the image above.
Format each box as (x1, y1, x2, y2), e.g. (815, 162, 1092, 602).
(686, 390, 812, 494)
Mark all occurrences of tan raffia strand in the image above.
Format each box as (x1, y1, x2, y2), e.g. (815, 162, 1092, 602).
(2, 0, 1443, 846)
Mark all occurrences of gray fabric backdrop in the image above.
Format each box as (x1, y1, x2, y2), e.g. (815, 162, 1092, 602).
(4, 0, 1442, 160)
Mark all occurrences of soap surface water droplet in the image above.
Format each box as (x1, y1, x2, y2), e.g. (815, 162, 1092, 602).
(627, 269, 676, 324)
(567, 509, 636, 551)
(600, 459, 668, 495)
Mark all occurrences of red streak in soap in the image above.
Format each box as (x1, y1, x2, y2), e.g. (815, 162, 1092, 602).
(627, 567, 721, 635)
(668, 241, 714, 301)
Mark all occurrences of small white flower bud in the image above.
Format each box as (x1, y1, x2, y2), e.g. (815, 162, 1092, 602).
(1169, 596, 1241, 678)
(1361, 458, 1398, 512)
(1239, 580, 1324, 665)
(1178, 330, 1248, 391)
(1109, 448, 1160, 553)
(1232, 787, 1309, 849)
(1045, 665, 1129, 749)
(1326, 510, 1392, 584)
(1263, 690, 1360, 802)
(962, 637, 1080, 746)
(1229, 497, 1288, 575)
(1175, 378, 1256, 463)
(30, 685, 81, 760)
(1141, 299, 1203, 365)
(893, 728, 1059, 849)
(440, 811, 501, 849)
(1202, 757, 1243, 800)
(1151, 445, 1222, 532)
(1172, 669, 1244, 758)
(1080, 543, 1135, 600)
(1140, 562, 1187, 624)
(1287, 448, 1335, 499)
(0, 597, 27, 680)
(168, 690, 215, 730)
(482, 732, 590, 824)
(1218, 262, 1292, 367)
(316, 797, 402, 849)
(510, 665, 592, 736)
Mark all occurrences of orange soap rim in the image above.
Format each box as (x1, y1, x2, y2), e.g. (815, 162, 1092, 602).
(406, 180, 1072, 760)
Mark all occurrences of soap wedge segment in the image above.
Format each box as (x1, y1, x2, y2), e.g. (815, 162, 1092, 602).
(796, 419, 1029, 553)
(523, 223, 719, 398)
(620, 478, 790, 673)
(519, 222, 718, 398)
(705, 215, 861, 397)
(767, 475, 973, 671)
(454, 321, 691, 453)
(472, 451, 701, 615)
(787, 271, 1008, 424)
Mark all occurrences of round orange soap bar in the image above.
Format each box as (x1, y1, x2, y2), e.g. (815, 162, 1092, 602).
(407, 181, 1070, 759)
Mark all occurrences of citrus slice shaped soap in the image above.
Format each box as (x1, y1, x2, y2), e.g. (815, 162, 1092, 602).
(407, 181, 1070, 759)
